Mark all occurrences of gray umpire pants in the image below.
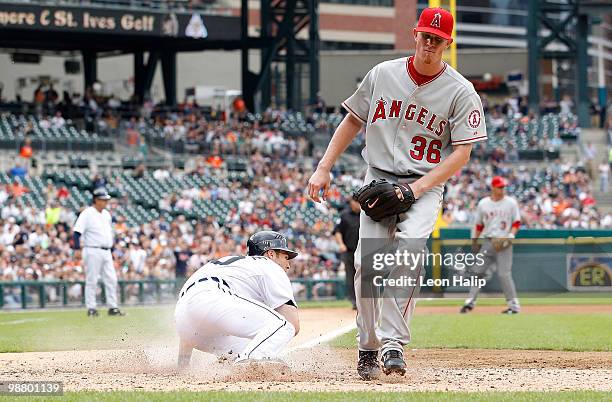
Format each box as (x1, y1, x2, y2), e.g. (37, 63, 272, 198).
(84, 247, 119, 310)
(354, 167, 443, 356)
(466, 239, 519, 310)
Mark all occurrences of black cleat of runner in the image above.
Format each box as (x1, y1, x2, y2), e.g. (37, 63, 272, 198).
(501, 308, 519, 315)
(87, 308, 99, 317)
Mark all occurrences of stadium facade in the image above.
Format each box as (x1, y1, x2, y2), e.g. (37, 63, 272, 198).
(0, 0, 609, 110)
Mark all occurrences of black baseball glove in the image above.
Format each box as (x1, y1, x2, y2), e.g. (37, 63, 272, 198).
(352, 179, 416, 222)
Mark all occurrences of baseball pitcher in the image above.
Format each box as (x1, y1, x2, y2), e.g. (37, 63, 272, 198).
(307, 8, 487, 380)
(174, 231, 300, 368)
(461, 176, 522, 314)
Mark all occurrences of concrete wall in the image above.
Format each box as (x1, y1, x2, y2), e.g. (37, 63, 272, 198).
(0, 50, 254, 103)
(319, 49, 529, 105)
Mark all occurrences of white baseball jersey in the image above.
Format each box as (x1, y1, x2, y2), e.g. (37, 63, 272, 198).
(474, 196, 521, 238)
(73, 206, 113, 248)
(342, 56, 487, 176)
(180, 255, 296, 310)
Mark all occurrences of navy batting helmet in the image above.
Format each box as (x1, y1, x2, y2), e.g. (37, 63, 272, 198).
(93, 187, 111, 200)
(247, 231, 298, 260)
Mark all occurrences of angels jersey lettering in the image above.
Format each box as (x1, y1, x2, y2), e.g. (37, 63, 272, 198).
(342, 56, 487, 176)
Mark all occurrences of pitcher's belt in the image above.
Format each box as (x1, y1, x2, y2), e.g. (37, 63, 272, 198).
(371, 166, 422, 179)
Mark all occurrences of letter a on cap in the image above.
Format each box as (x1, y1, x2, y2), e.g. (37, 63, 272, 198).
(431, 12, 441, 28)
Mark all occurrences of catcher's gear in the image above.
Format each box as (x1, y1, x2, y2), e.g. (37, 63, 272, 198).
(247, 231, 298, 259)
(353, 179, 416, 222)
(491, 238, 512, 252)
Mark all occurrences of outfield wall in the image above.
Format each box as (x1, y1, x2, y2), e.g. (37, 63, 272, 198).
(434, 229, 612, 295)
(1, 229, 610, 310)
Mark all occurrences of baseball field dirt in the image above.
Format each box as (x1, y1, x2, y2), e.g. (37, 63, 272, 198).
(1, 304, 610, 393)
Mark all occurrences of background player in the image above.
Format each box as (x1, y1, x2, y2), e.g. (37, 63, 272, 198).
(307, 7, 487, 380)
(175, 231, 300, 368)
(73, 188, 125, 317)
(462, 176, 522, 314)
(333, 194, 361, 310)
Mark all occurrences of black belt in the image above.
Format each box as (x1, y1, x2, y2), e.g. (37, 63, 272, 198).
(84, 246, 111, 250)
(181, 276, 230, 298)
(371, 166, 422, 179)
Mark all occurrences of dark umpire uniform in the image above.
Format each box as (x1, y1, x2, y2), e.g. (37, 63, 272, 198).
(334, 196, 361, 309)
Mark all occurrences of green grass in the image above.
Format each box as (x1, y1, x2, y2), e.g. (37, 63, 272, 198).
(1, 298, 611, 353)
(1, 391, 610, 401)
(300, 299, 352, 308)
(0, 301, 350, 353)
(0, 306, 176, 353)
(416, 294, 612, 307)
(331, 313, 612, 352)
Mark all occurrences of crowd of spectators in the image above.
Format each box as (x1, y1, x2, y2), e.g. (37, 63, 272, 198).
(122, 105, 344, 159)
(4, 84, 585, 166)
(1, 94, 612, 308)
(0, 154, 349, 305)
(1, 155, 610, 299)
(469, 94, 581, 162)
(444, 160, 607, 229)
(127, 94, 584, 165)
(0, 202, 343, 306)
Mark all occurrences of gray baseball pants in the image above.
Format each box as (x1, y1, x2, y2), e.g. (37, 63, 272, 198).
(465, 239, 519, 310)
(353, 167, 443, 356)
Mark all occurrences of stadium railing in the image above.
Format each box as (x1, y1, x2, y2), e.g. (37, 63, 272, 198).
(0, 278, 346, 309)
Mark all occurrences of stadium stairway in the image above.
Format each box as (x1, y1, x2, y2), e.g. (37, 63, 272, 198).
(582, 128, 612, 213)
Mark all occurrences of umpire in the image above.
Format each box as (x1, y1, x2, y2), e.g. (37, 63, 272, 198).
(334, 195, 361, 310)
(73, 188, 125, 317)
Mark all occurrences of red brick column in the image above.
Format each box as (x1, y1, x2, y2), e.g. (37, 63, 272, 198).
(394, 0, 417, 51)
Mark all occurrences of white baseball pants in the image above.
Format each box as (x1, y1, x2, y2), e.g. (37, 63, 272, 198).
(83, 247, 119, 310)
(174, 282, 294, 361)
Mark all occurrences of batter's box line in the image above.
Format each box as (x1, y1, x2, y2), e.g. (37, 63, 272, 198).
(282, 323, 357, 356)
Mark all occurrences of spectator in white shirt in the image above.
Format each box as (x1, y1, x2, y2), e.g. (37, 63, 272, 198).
(51, 111, 66, 128)
(128, 242, 147, 274)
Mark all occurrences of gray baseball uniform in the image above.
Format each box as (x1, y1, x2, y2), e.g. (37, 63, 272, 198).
(343, 56, 487, 354)
(467, 195, 521, 310)
(73, 206, 118, 310)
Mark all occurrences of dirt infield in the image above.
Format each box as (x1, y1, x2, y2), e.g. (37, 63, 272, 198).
(1, 347, 611, 392)
(1, 305, 611, 393)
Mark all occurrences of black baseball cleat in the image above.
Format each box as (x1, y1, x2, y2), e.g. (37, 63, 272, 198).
(87, 309, 99, 317)
(501, 308, 519, 315)
(381, 350, 406, 376)
(357, 350, 381, 381)
(108, 308, 126, 316)
(460, 304, 474, 314)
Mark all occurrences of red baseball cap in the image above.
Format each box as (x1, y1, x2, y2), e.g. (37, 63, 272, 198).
(491, 176, 506, 188)
(415, 7, 454, 41)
